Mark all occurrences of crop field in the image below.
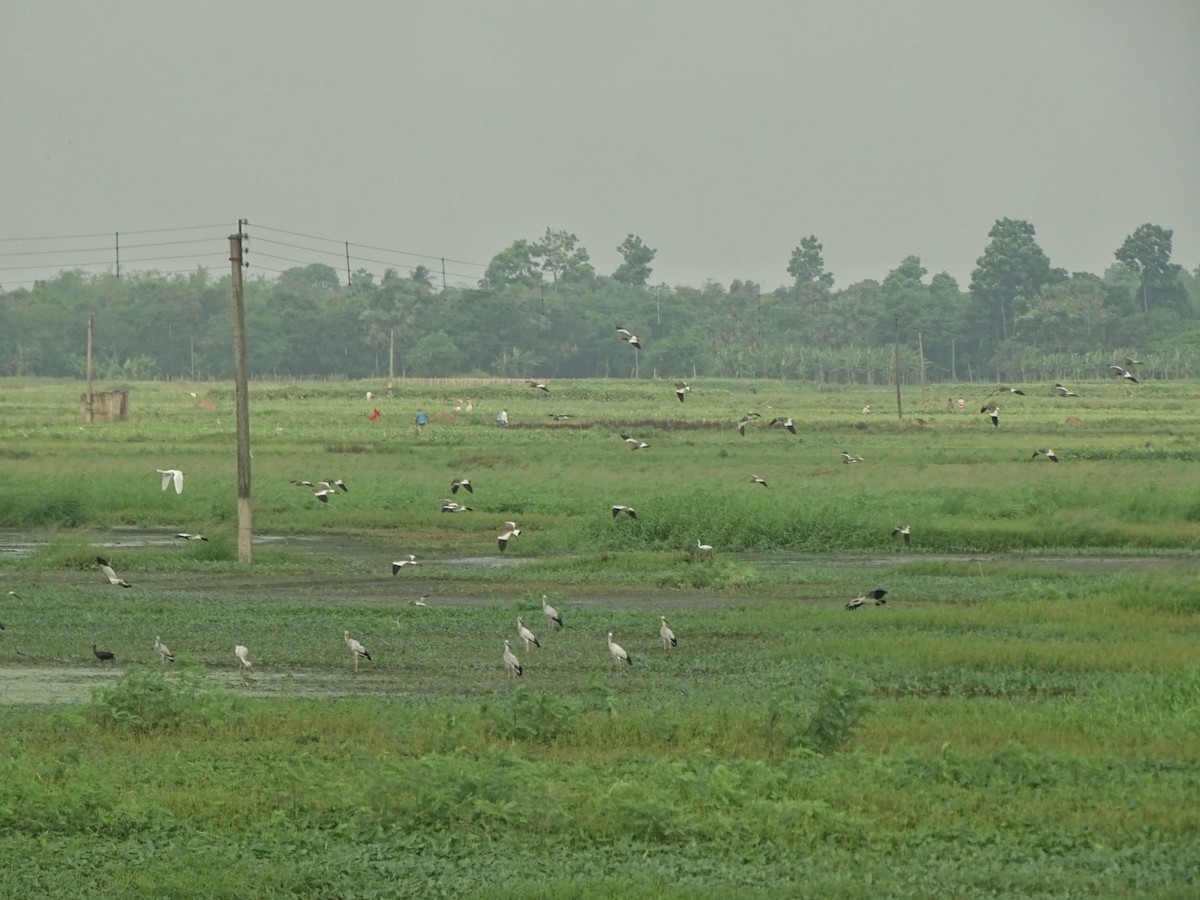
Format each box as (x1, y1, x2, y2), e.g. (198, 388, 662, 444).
(0, 376, 1198, 898)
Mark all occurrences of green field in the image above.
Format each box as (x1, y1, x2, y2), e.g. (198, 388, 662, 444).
(0, 377, 1198, 898)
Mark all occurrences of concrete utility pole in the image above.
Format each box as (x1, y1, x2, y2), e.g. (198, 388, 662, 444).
(893, 315, 903, 421)
(85, 314, 95, 422)
(229, 221, 253, 563)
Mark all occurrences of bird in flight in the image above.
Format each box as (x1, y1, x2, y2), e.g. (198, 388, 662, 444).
(985, 386, 1025, 399)
(616, 327, 642, 349)
(451, 478, 473, 494)
(748, 474, 769, 488)
(96, 556, 131, 587)
(841, 451, 864, 464)
(1109, 365, 1139, 383)
(845, 588, 889, 610)
(174, 532, 207, 542)
(768, 416, 796, 435)
(157, 469, 185, 494)
(391, 555, 418, 574)
(527, 380, 551, 393)
(891, 524, 911, 546)
(980, 404, 1000, 427)
(673, 380, 690, 402)
(620, 433, 649, 450)
(441, 499, 474, 513)
(1054, 383, 1078, 397)
(1123, 356, 1142, 366)
(1032, 448, 1059, 462)
(497, 527, 521, 552)
(611, 504, 637, 519)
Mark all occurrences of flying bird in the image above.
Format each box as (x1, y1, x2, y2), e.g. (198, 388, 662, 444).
(503, 639, 522, 677)
(157, 468, 185, 494)
(659, 616, 677, 650)
(391, 555, 418, 574)
(1123, 356, 1142, 366)
(1054, 383, 1078, 397)
(607, 632, 632, 667)
(620, 433, 649, 450)
(1109, 365, 1139, 383)
(845, 588, 889, 610)
(980, 404, 1000, 427)
(673, 380, 690, 402)
(541, 595, 563, 628)
(891, 524, 911, 546)
(768, 416, 796, 434)
(616, 327, 642, 349)
(292, 480, 339, 502)
(527, 380, 551, 394)
(748, 474, 769, 488)
(611, 505, 637, 519)
(96, 556, 131, 587)
(736, 416, 755, 436)
(841, 451, 864, 464)
(5, 591, 20, 600)
(451, 478, 473, 494)
(441, 500, 474, 513)
(985, 386, 1025, 399)
(497, 528, 521, 552)
(174, 532, 207, 542)
(1032, 448, 1059, 462)
(344, 630, 371, 673)
(549, 413, 573, 421)
(516, 617, 540, 651)
(92, 643, 115, 663)
(154, 635, 174, 662)
(326, 478, 349, 492)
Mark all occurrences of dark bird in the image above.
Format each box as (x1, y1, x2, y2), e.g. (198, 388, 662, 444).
(673, 380, 690, 402)
(527, 380, 551, 394)
(1054, 383, 1078, 397)
(1032, 448, 1059, 462)
(768, 416, 796, 434)
(616, 327, 642, 349)
(891, 525, 911, 546)
(981, 404, 1000, 427)
(96, 556, 131, 587)
(845, 588, 889, 610)
(451, 478, 473, 494)
(748, 474, 769, 488)
(611, 504, 637, 519)
(92, 643, 115, 662)
(1109, 365, 1139, 383)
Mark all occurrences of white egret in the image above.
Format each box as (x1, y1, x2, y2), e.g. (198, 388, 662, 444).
(157, 469, 185, 494)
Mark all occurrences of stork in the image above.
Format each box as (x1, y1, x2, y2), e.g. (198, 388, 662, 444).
(748, 474, 769, 488)
(980, 404, 1000, 427)
(451, 478, 473, 494)
(659, 616, 677, 650)
(154, 635, 174, 662)
(441, 499, 474, 512)
(541, 595, 563, 628)
(616, 327, 642, 349)
(841, 452, 864, 464)
(516, 617, 540, 651)
(344, 630, 371, 673)
(1054, 383, 1078, 397)
(503, 639, 522, 677)
(174, 532, 208, 542)
(527, 380, 551, 394)
(607, 632, 632, 667)
(1109, 365, 1139, 383)
(234, 644, 253, 681)
(497, 528, 521, 552)
(391, 555, 418, 574)
(611, 505, 637, 519)
(673, 380, 690, 402)
(1032, 448, 1059, 462)
(768, 416, 796, 434)
(891, 524, 911, 546)
(96, 556, 131, 587)
(620, 433, 649, 450)
(845, 588, 889, 610)
(157, 468, 185, 494)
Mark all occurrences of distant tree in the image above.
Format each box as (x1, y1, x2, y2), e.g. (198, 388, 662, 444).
(407, 331, 461, 376)
(482, 240, 544, 289)
(1014, 273, 1111, 351)
(538, 229, 594, 288)
(786, 236, 835, 307)
(968, 218, 1052, 344)
(612, 234, 656, 286)
(278, 263, 341, 293)
(1115, 223, 1185, 314)
(410, 264, 434, 288)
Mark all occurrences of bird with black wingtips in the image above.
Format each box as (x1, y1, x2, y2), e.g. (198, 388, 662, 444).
(841, 451, 863, 464)
(611, 505, 638, 519)
(891, 525, 911, 546)
(527, 380, 551, 394)
(154, 635, 174, 662)
(845, 588, 889, 610)
(326, 478, 349, 492)
(659, 616, 677, 650)
(235, 644, 252, 681)
(768, 416, 796, 434)
(93, 643, 115, 662)
(503, 639, 522, 677)
(391, 554, 418, 574)
(344, 631, 371, 673)
(441, 499, 474, 513)
(1032, 448, 1059, 462)
(673, 380, 690, 402)
(517, 617, 540, 651)
(175, 532, 208, 542)
(451, 478, 473, 494)
(985, 386, 1025, 399)
(748, 474, 768, 488)
(541, 595, 563, 628)
(549, 413, 573, 421)
(981, 404, 1000, 427)
(1054, 383, 1078, 397)
(607, 632, 632, 667)
(620, 433, 649, 450)
(616, 327, 642, 349)
(96, 556, 131, 587)
(497, 527, 521, 552)
(1123, 356, 1142, 366)
(1109, 365, 1139, 383)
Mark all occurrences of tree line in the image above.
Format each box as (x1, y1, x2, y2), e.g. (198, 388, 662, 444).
(1, 220, 1196, 384)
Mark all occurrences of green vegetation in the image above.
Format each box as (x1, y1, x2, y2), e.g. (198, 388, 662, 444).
(0, 377, 1198, 897)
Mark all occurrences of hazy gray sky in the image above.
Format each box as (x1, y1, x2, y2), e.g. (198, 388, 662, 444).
(3, 1, 1197, 291)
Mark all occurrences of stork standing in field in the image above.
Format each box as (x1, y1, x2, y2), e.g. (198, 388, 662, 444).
(607, 632, 632, 668)
(659, 616, 677, 650)
(235, 644, 253, 681)
(344, 630, 371, 673)
(516, 617, 540, 651)
(541, 595, 563, 629)
(154, 635, 174, 662)
(157, 468, 185, 494)
(845, 588, 889, 610)
(503, 639, 522, 677)
(96, 556, 131, 587)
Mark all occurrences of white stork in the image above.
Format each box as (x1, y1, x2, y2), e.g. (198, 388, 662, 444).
(659, 616, 677, 650)
(892, 524, 911, 546)
(541, 595, 563, 628)
(344, 630, 371, 673)
(673, 380, 690, 402)
(611, 505, 637, 519)
(96, 556, 131, 587)
(748, 474, 768, 488)
(1032, 448, 1059, 462)
(527, 380, 551, 394)
(516, 617, 540, 651)
(174, 532, 208, 542)
(1054, 383, 1078, 397)
(503, 639, 523, 677)
(157, 468, 185, 494)
(845, 588, 889, 610)
(1109, 365, 1139, 383)
(607, 632, 632, 668)
(620, 433, 649, 451)
(497, 528, 521, 552)
(391, 555, 418, 574)
(768, 416, 796, 434)
(616, 327, 642, 349)
(841, 451, 864, 464)
(154, 635, 174, 662)
(451, 478, 473, 494)
(981, 404, 1000, 427)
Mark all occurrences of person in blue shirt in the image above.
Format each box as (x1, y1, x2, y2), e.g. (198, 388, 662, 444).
(415, 410, 428, 431)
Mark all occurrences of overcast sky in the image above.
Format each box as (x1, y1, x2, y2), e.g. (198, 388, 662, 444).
(2, 1, 1197, 292)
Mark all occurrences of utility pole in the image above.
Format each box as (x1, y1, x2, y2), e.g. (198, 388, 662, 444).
(389, 327, 395, 380)
(441, 257, 447, 294)
(893, 315, 902, 421)
(115, 233, 120, 278)
(85, 315, 94, 422)
(229, 221, 253, 563)
(917, 330, 926, 405)
(345, 241, 352, 287)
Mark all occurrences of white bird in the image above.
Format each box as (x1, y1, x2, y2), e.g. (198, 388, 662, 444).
(845, 588, 889, 610)
(1109, 365, 1139, 383)
(1123, 356, 1142, 366)
(768, 416, 796, 434)
(391, 555, 418, 574)
(441, 499, 474, 513)
(541, 595, 563, 628)
(607, 632, 632, 667)
(527, 380, 551, 394)
(325, 478, 349, 492)
(174, 532, 208, 542)
(157, 469, 185, 494)
(696, 539, 714, 558)
(451, 478, 473, 494)
(985, 386, 1026, 399)
(292, 480, 339, 502)
(659, 616, 677, 650)
(1032, 448, 1059, 462)
(503, 639, 522, 677)
(1054, 383, 1078, 397)
(154, 635, 174, 662)
(841, 451, 864, 464)
(516, 617, 540, 651)
(412, 595, 430, 607)
(96, 556, 131, 587)
(891, 524, 911, 546)
(736, 415, 756, 436)
(748, 474, 769, 488)
(611, 504, 637, 519)
(234, 644, 252, 679)
(616, 327, 642, 349)
(981, 404, 1000, 427)
(673, 380, 690, 402)
(8, 590, 23, 599)
(344, 630, 371, 673)
(497, 528, 521, 552)
(620, 433, 649, 450)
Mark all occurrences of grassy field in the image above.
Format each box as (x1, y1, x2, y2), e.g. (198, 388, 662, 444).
(0, 376, 1198, 898)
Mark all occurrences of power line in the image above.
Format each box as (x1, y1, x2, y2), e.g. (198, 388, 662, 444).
(0, 222, 229, 243)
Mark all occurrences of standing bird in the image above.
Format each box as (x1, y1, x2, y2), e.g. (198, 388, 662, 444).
(1109, 365, 1139, 383)
(157, 468, 185, 494)
(891, 524, 911, 546)
(516, 617, 540, 651)
(696, 539, 714, 558)
(451, 478, 473, 494)
(153, 635, 174, 662)
(527, 380, 551, 394)
(234, 644, 253, 681)
(841, 451, 864, 464)
(659, 616, 677, 650)
(611, 505, 638, 519)
(607, 632, 632, 668)
(980, 404, 1000, 427)
(673, 380, 690, 402)
(503, 639, 522, 677)
(92, 643, 116, 663)
(768, 416, 796, 434)
(391, 555, 418, 574)
(344, 631, 371, 673)
(616, 327, 642, 349)
(541, 595, 563, 629)
(1032, 448, 1059, 462)
(845, 588, 889, 610)
(96, 556, 131, 587)
(620, 433, 649, 450)
(1054, 383, 1078, 397)
(748, 474, 769, 488)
